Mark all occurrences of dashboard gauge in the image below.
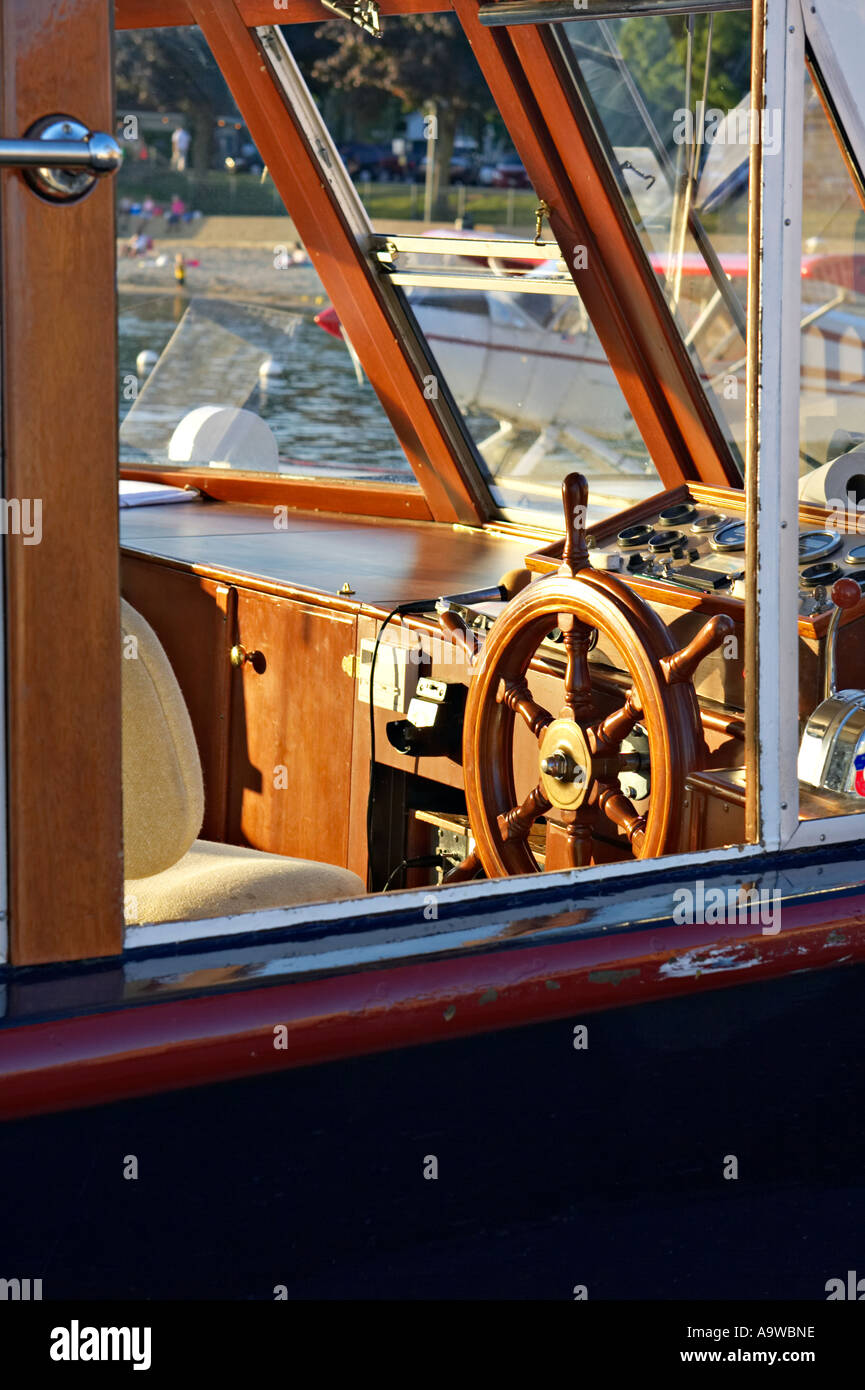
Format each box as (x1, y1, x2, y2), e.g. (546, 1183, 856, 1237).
(801, 560, 843, 588)
(617, 522, 654, 549)
(845, 543, 865, 566)
(649, 529, 685, 552)
(691, 512, 725, 534)
(710, 520, 747, 552)
(798, 530, 840, 563)
(658, 501, 696, 527)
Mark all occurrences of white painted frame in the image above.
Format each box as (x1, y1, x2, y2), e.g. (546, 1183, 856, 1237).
(777, 0, 865, 850)
(127, 838, 764, 950)
(752, 0, 805, 850)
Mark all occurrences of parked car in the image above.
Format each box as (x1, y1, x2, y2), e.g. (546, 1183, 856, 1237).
(338, 142, 392, 182)
(417, 152, 479, 186)
(376, 150, 420, 182)
(492, 158, 532, 189)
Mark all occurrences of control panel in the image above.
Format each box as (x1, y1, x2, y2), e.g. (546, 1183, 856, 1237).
(584, 494, 864, 618)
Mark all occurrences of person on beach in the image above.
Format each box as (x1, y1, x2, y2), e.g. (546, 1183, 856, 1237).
(166, 195, 186, 230)
(171, 126, 190, 172)
(123, 230, 152, 258)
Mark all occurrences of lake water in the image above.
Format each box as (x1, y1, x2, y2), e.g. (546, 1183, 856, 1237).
(117, 291, 413, 481)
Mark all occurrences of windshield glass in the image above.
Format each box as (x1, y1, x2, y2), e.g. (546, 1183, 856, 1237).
(281, 13, 664, 526)
(799, 67, 865, 472)
(390, 239, 663, 523)
(115, 25, 413, 483)
(556, 9, 752, 470)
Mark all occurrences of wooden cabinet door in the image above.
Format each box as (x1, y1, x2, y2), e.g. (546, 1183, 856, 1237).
(228, 590, 357, 868)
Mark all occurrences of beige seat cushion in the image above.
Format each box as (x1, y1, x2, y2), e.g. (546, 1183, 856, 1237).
(125, 838, 364, 924)
(121, 598, 204, 878)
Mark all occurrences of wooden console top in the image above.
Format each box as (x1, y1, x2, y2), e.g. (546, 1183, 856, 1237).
(120, 500, 529, 613)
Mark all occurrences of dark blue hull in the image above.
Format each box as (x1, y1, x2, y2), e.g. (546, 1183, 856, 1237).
(2, 958, 863, 1301)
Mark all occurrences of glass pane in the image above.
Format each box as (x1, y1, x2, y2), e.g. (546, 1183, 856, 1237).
(398, 266, 662, 525)
(799, 73, 865, 467)
(796, 67, 865, 819)
(115, 26, 413, 483)
(557, 10, 752, 468)
(293, 13, 664, 524)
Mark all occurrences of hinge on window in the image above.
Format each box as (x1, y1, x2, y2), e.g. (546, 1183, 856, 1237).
(533, 199, 552, 247)
(370, 236, 397, 271)
(321, 0, 382, 39)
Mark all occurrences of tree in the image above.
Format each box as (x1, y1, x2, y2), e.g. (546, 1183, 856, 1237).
(310, 15, 496, 217)
(617, 12, 751, 151)
(115, 28, 237, 176)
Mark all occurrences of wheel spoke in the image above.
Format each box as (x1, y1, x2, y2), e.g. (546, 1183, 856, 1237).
(588, 690, 643, 755)
(558, 614, 595, 722)
(661, 613, 735, 687)
(497, 784, 551, 844)
(499, 677, 553, 740)
(597, 786, 647, 853)
(558, 808, 594, 868)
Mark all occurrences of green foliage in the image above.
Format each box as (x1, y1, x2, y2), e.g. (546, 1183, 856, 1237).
(116, 28, 236, 117)
(310, 14, 495, 121)
(617, 12, 751, 146)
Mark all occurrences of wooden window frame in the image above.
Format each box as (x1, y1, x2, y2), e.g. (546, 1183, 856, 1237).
(2, 0, 124, 965)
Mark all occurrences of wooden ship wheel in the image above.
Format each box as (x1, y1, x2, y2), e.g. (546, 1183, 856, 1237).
(449, 474, 735, 879)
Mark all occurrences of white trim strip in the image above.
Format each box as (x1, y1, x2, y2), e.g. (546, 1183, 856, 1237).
(784, 810, 865, 849)
(756, 0, 804, 850)
(255, 26, 372, 242)
(125, 841, 763, 951)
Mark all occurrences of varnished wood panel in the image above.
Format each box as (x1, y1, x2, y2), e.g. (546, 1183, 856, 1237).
(121, 555, 237, 841)
(228, 589, 357, 866)
(114, 0, 448, 28)
(1, 0, 122, 963)
(120, 500, 529, 610)
(119, 467, 432, 522)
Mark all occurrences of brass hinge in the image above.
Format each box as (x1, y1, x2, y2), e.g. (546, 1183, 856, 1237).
(342, 653, 360, 678)
(533, 199, 552, 247)
(321, 0, 382, 39)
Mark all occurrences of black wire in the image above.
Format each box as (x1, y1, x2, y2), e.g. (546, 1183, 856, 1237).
(366, 606, 406, 891)
(383, 853, 454, 893)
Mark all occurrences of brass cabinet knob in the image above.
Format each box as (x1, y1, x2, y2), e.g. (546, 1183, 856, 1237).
(230, 644, 266, 673)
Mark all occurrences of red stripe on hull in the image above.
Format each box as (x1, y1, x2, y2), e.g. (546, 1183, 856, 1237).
(1, 892, 863, 1119)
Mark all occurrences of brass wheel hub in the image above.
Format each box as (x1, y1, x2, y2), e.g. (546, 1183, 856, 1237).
(539, 718, 592, 809)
